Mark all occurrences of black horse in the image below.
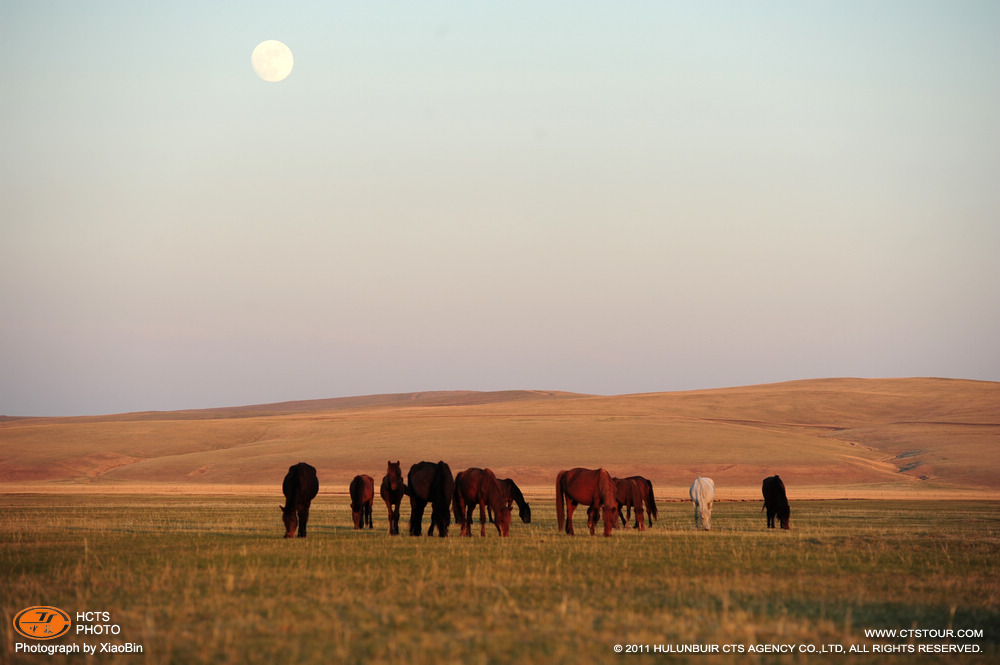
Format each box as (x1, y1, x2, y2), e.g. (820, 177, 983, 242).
(406, 461, 455, 537)
(762, 475, 791, 529)
(280, 462, 318, 538)
(490, 477, 532, 525)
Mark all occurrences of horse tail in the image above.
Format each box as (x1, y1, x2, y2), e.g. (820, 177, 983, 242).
(452, 471, 465, 526)
(431, 461, 451, 506)
(555, 471, 566, 532)
(645, 479, 658, 522)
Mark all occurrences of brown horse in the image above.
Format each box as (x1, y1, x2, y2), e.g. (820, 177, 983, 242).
(407, 461, 455, 537)
(612, 477, 646, 531)
(624, 475, 658, 527)
(349, 474, 375, 529)
(555, 467, 618, 537)
(379, 461, 405, 536)
(453, 468, 511, 537)
(280, 462, 318, 538)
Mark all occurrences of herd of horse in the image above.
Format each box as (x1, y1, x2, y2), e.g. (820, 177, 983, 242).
(280, 461, 791, 538)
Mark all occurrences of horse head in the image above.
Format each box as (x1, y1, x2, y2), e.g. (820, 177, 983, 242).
(495, 505, 512, 537)
(386, 461, 402, 491)
(518, 501, 531, 524)
(598, 471, 619, 537)
(600, 504, 618, 537)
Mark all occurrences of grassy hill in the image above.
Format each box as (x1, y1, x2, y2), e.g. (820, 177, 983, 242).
(2, 378, 998, 497)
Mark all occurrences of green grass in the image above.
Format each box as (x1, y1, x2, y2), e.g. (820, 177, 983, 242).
(2, 496, 998, 664)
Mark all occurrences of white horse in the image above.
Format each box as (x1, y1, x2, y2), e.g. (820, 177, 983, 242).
(689, 477, 715, 530)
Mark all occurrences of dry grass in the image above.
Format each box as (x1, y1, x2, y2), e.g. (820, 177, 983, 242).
(1, 495, 998, 665)
(2, 378, 998, 497)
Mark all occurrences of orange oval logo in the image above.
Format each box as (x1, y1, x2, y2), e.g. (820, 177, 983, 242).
(13, 606, 72, 640)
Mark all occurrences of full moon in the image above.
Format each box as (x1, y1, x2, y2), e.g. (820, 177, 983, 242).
(251, 40, 294, 82)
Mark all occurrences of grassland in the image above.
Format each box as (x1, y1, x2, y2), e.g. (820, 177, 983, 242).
(2, 378, 999, 499)
(2, 495, 998, 664)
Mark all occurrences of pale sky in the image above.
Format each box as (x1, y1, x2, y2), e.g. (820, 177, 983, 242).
(2, 1, 998, 416)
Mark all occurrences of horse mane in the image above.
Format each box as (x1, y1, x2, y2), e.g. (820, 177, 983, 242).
(596, 469, 617, 509)
(485, 469, 507, 512)
(500, 479, 525, 508)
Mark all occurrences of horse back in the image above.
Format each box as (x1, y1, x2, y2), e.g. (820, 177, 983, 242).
(407, 461, 436, 501)
(762, 475, 787, 506)
(559, 467, 614, 508)
(431, 461, 455, 505)
(690, 476, 714, 503)
(481, 468, 506, 510)
(350, 474, 374, 504)
(284, 462, 318, 506)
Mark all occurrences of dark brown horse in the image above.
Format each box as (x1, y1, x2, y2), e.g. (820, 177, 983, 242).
(280, 462, 318, 538)
(380, 460, 405, 536)
(612, 477, 646, 531)
(625, 475, 658, 527)
(502, 478, 532, 524)
(454, 468, 511, 537)
(762, 475, 791, 529)
(407, 461, 455, 537)
(489, 478, 532, 525)
(349, 474, 374, 529)
(555, 467, 618, 537)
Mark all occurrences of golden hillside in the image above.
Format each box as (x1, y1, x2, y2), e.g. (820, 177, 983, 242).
(2, 378, 997, 498)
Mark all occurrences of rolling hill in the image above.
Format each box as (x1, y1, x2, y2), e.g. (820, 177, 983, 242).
(1, 378, 998, 498)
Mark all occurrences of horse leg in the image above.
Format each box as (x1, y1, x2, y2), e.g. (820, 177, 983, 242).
(390, 501, 400, 536)
(384, 498, 394, 534)
(298, 505, 309, 538)
(365, 501, 373, 529)
(565, 501, 576, 535)
(409, 498, 425, 536)
(462, 499, 473, 537)
(479, 500, 487, 537)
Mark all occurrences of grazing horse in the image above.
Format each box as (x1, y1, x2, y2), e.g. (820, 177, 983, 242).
(627, 475, 658, 526)
(380, 461, 405, 536)
(454, 468, 511, 537)
(762, 475, 791, 529)
(690, 476, 715, 530)
(555, 467, 619, 537)
(494, 478, 532, 525)
(407, 461, 455, 537)
(612, 477, 646, 531)
(349, 474, 375, 530)
(280, 462, 318, 538)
